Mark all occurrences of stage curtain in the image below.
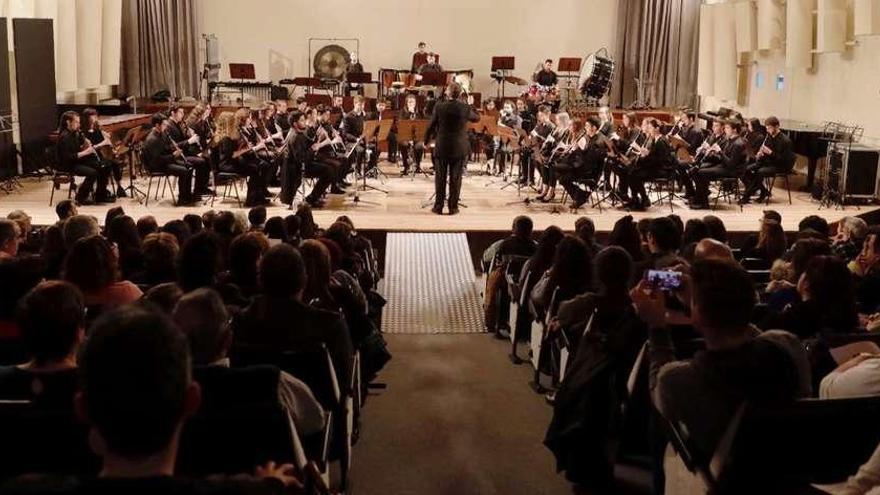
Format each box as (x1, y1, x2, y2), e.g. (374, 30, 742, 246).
(610, 0, 700, 109)
(120, 0, 199, 99)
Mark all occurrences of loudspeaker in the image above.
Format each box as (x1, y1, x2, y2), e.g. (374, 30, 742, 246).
(829, 143, 880, 199)
(13, 18, 57, 174)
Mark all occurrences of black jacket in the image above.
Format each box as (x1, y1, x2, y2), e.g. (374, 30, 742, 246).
(718, 135, 748, 174)
(425, 99, 480, 160)
(141, 129, 179, 172)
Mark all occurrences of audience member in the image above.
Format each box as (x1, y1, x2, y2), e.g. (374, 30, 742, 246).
(518, 226, 565, 311)
(819, 353, 880, 399)
(607, 215, 644, 264)
(62, 215, 100, 248)
(62, 235, 142, 309)
(741, 218, 786, 264)
(234, 244, 353, 387)
(136, 215, 159, 239)
(173, 288, 325, 437)
(106, 215, 144, 279)
(702, 215, 727, 244)
(295, 204, 319, 239)
(161, 219, 193, 248)
(7, 210, 37, 255)
(681, 218, 709, 247)
(0, 219, 20, 260)
(264, 217, 289, 244)
(635, 217, 681, 280)
(0, 256, 45, 343)
(833, 216, 869, 261)
(55, 199, 78, 221)
(850, 227, 880, 314)
(248, 206, 267, 232)
(574, 217, 602, 256)
(133, 232, 180, 287)
(693, 238, 734, 262)
(142, 282, 184, 315)
(103, 206, 125, 230)
(531, 235, 593, 321)
(224, 232, 270, 298)
(183, 213, 204, 235)
(283, 215, 302, 245)
(799, 214, 830, 240)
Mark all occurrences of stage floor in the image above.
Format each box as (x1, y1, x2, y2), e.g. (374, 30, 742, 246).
(2, 162, 875, 232)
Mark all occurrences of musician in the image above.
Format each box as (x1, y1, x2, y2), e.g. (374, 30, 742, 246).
(186, 103, 215, 150)
(295, 96, 308, 113)
(398, 95, 425, 175)
(597, 106, 613, 136)
(231, 108, 273, 206)
(81, 108, 125, 198)
(534, 59, 558, 87)
(535, 112, 572, 203)
(330, 95, 346, 122)
(425, 82, 480, 215)
(608, 111, 641, 201)
(167, 106, 211, 196)
(55, 111, 113, 205)
(558, 117, 610, 209)
(417, 53, 443, 78)
(274, 99, 291, 133)
(674, 110, 706, 154)
(740, 116, 795, 204)
(374, 99, 398, 164)
(142, 113, 197, 205)
(522, 105, 554, 186)
(313, 107, 346, 195)
(625, 118, 674, 211)
(494, 100, 522, 176)
(345, 52, 366, 96)
(744, 118, 766, 160)
(411, 41, 429, 72)
(340, 95, 376, 179)
(688, 120, 748, 209)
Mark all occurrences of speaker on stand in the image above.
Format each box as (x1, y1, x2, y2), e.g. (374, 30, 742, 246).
(820, 141, 880, 209)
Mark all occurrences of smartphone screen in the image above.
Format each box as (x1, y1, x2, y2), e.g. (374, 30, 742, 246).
(646, 269, 682, 291)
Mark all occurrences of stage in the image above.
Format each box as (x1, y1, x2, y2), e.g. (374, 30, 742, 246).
(2, 162, 877, 234)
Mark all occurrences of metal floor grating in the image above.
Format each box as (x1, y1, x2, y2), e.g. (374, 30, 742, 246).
(382, 233, 484, 334)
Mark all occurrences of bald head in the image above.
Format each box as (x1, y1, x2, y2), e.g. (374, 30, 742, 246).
(694, 238, 734, 262)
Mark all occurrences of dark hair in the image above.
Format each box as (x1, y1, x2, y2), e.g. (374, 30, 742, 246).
(703, 215, 727, 243)
(764, 116, 780, 127)
(228, 232, 269, 291)
(798, 215, 829, 238)
(608, 215, 643, 262)
(17, 281, 84, 365)
(549, 235, 593, 297)
(595, 246, 633, 291)
(59, 111, 79, 132)
(324, 222, 354, 255)
(143, 282, 183, 315)
(0, 256, 46, 320)
(512, 216, 533, 238)
(178, 232, 223, 292)
(150, 112, 166, 128)
(264, 217, 288, 242)
(63, 236, 119, 292)
(757, 220, 787, 261)
(259, 244, 306, 297)
(161, 220, 192, 247)
(212, 211, 237, 238)
(649, 217, 681, 253)
(529, 226, 565, 276)
(691, 259, 756, 329)
(79, 304, 191, 457)
(0, 219, 17, 247)
(248, 206, 267, 228)
(55, 200, 77, 220)
(586, 116, 601, 129)
(682, 219, 710, 246)
(284, 215, 302, 242)
(141, 233, 179, 286)
(104, 207, 125, 229)
(725, 120, 743, 133)
(107, 216, 141, 251)
(544, 58, 553, 64)
(300, 240, 334, 305)
(136, 216, 159, 239)
(173, 288, 229, 365)
(803, 256, 859, 332)
(790, 238, 831, 279)
(182, 214, 203, 235)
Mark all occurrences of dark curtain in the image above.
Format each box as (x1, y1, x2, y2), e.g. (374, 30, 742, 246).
(610, 0, 700, 109)
(120, 0, 199, 99)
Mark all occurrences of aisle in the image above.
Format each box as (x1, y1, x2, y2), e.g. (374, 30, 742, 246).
(349, 334, 571, 495)
(382, 233, 483, 334)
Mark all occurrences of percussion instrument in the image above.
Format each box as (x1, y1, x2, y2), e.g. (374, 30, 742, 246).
(504, 75, 529, 86)
(523, 83, 560, 102)
(313, 44, 350, 80)
(578, 53, 615, 99)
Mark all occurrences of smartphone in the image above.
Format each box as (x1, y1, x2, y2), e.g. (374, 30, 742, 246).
(646, 269, 682, 291)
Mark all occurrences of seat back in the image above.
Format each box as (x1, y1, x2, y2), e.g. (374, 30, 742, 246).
(0, 368, 79, 408)
(709, 396, 880, 491)
(740, 257, 771, 271)
(177, 401, 306, 476)
(0, 400, 98, 480)
(192, 365, 281, 410)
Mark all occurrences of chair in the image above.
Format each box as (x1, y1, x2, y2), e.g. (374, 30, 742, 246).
(46, 146, 77, 206)
(230, 344, 354, 492)
(0, 400, 99, 480)
(141, 149, 178, 207)
(711, 177, 743, 211)
(529, 287, 559, 393)
(740, 257, 771, 271)
(0, 368, 78, 408)
(509, 270, 531, 364)
(702, 396, 880, 493)
(209, 147, 245, 208)
(763, 170, 795, 205)
(646, 168, 678, 212)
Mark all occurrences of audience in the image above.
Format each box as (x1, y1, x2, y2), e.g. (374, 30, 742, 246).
(531, 235, 593, 321)
(0, 218, 20, 260)
(833, 216, 869, 261)
(223, 232, 270, 298)
(483, 216, 537, 333)
(133, 232, 180, 287)
(248, 206, 267, 232)
(173, 288, 326, 437)
(741, 218, 787, 264)
(607, 215, 644, 264)
(106, 215, 144, 279)
(136, 215, 159, 239)
(850, 227, 880, 314)
(62, 235, 143, 309)
(233, 244, 353, 388)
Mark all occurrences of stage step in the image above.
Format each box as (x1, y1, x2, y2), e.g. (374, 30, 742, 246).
(382, 233, 484, 334)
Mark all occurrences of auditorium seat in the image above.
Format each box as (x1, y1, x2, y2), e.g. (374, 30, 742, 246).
(0, 367, 78, 408)
(667, 396, 880, 493)
(507, 269, 531, 364)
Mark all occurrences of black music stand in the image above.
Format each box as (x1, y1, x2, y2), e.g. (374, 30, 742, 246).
(351, 120, 387, 204)
(491, 56, 515, 99)
(396, 119, 431, 180)
(557, 57, 581, 108)
(227, 63, 256, 104)
(419, 71, 444, 97)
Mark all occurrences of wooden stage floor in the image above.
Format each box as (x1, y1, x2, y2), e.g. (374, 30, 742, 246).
(2, 163, 875, 232)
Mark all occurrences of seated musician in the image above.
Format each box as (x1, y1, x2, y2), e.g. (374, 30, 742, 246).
(330, 95, 345, 122)
(525, 104, 554, 187)
(687, 120, 748, 209)
(674, 110, 706, 155)
(167, 105, 211, 196)
(534, 59, 558, 87)
(376, 99, 398, 164)
(283, 110, 336, 208)
(81, 108, 125, 198)
(186, 103, 216, 152)
(744, 118, 767, 161)
(315, 106, 346, 194)
(495, 100, 523, 176)
(295, 96, 308, 113)
(345, 52, 365, 96)
(740, 116, 796, 204)
(411, 41, 429, 72)
(55, 111, 113, 205)
(142, 113, 197, 205)
(559, 116, 610, 209)
(273, 99, 290, 133)
(608, 111, 642, 202)
(340, 95, 374, 178)
(536, 111, 571, 203)
(398, 95, 425, 175)
(262, 101, 285, 146)
(597, 106, 614, 136)
(680, 119, 726, 192)
(516, 99, 536, 185)
(625, 118, 674, 211)
(417, 53, 443, 78)
(227, 108, 272, 206)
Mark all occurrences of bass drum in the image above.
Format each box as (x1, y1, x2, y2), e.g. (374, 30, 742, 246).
(578, 54, 615, 99)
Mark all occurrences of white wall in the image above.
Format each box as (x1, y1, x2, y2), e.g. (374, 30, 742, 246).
(703, 19, 880, 144)
(196, 0, 619, 97)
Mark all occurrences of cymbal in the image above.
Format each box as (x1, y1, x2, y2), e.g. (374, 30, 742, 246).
(504, 76, 529, 85)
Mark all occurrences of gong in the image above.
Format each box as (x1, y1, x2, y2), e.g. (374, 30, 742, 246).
(313, 44, 351, 80)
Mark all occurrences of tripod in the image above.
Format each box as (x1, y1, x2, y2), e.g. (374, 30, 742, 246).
(351, 148, 387, 205)
(124, 149, 147, 202)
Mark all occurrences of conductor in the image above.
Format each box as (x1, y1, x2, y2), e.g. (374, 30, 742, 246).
(425, 82, 480, 215)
